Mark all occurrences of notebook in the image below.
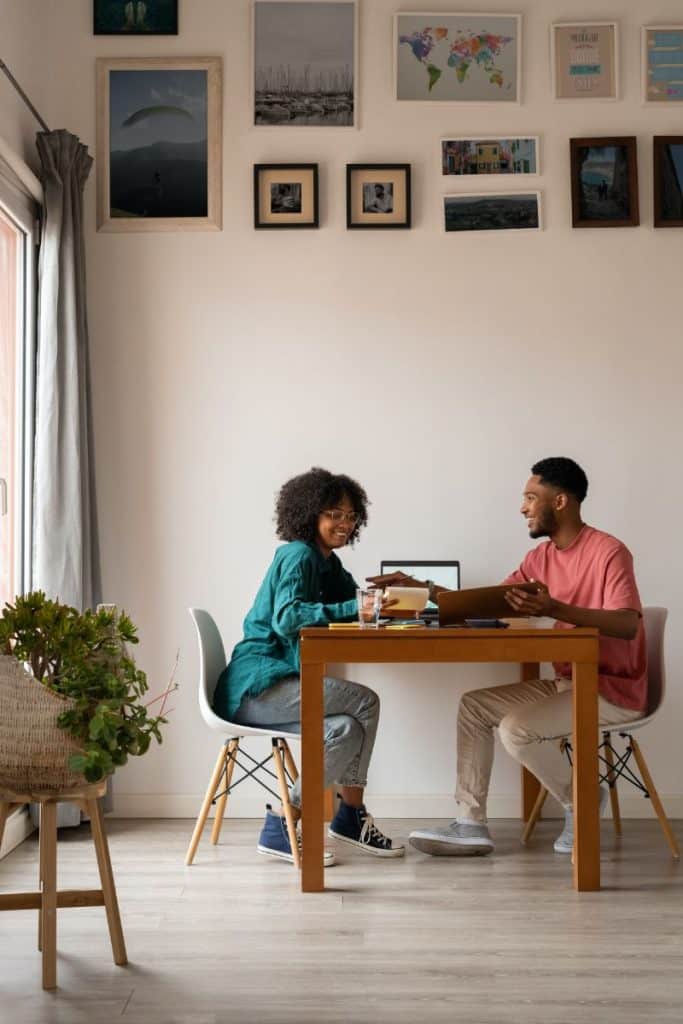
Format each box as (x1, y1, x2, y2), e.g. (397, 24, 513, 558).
(437, 582, 540, 626)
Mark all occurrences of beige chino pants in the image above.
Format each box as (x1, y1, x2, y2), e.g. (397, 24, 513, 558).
(455, 678, 643, 822)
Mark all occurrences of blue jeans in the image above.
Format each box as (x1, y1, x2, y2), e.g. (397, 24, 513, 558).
(232, 675, 380, 808)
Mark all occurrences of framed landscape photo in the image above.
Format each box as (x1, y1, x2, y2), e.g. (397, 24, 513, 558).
(395, 13, 521, 103)
(552, 22, 618, 100)
(653, 137, 683, 227)
(643, 27, 683, 103)
(96, 57, 222, 232)
(253, 0, 358, 126)
(346, 164, 411, 229)
(443, 192, 541, 232)
(441, 136, 538, 175)
(94, 0, 178, 35)
(254, 164, 319, 228)
(570, 137, 639, 228)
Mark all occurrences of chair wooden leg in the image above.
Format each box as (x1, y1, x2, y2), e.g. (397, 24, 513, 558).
(37, 804, 46, 952)
(211, 739, 238, 845)
(185, 743, 230, 865)
(272, 740, 300, 869)
(40, 801, 57, 990)
(282, 741, 299, 783)
(629, 736, 680, 859)
(86, 799, 127, 965)
(602, 734, 622, 837)
(521, 785, 548, 844)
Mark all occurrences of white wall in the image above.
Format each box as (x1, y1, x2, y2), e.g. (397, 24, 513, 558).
(3, 0, 682, 818)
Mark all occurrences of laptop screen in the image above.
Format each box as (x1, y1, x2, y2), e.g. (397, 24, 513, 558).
(379, 560, 461, 609)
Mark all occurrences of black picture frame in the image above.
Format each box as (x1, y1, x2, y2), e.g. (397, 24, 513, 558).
(254, 164, 319, 229)
(570, 137, 639, 228)
(94, 0, 178, 35)
(653, 136, 683, 228)
(346, 164, 411, 229)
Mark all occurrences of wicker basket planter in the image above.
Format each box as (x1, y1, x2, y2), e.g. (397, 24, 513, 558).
(0, 654, 85, 794)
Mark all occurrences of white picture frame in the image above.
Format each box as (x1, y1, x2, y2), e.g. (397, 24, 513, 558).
(642, 26, 683, 104)
(440, 135, 540, 176)
(551, 22, 618, 101)
(252, 0, 359, 128)
(394, 12, 522, 104)
(443, 191, 542, 232)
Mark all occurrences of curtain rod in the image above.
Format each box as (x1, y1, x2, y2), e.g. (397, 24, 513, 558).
(0, 59, 50, 133)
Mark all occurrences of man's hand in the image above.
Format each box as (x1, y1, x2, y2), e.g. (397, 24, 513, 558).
(365, 572, 428, 589)
(504, 580, 554, 617)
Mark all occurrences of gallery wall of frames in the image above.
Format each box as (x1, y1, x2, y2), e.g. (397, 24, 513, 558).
(93, 2, 683, 236)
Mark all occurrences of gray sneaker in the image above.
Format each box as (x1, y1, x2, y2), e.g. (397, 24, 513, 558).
(554, 785, 609, 854)
(409, 820, 494, 856)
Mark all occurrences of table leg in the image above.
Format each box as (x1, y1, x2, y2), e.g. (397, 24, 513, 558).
(520, 662, 541, 820)
(40, 802, 57, 990)
(300, 661, 325, 893)
(572, 660, 600, 891)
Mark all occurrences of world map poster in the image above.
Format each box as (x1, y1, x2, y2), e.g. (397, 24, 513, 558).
(395, 13, 520, 102)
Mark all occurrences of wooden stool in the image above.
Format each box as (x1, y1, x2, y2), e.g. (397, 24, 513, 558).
(0, 781, 127, 990)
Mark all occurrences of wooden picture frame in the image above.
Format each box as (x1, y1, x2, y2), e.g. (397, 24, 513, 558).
(552, 22, 618, 101)
(570, 137, 639, 228)
(653, 137, 683, 227)
(643, 27, 683, 103)
(346, 164, 411, 229)
(93, 0, 178, 35)
(254, 164, 319, 228)
(443, 191, 541, 232)
(96, 57, 222, 232)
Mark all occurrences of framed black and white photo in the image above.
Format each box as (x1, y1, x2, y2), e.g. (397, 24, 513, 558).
(94, 0, 178, 35)
(346, 164, 411, 228)
(253, 1, 358, 126)
(254, 164, 319, 227)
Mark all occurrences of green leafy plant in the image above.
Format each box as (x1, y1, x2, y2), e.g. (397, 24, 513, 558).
(0, 592, 165, 783)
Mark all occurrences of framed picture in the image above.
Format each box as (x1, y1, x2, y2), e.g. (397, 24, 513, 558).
(94, 0, 178, 35)
(95, 58, 222, 232)
(570, 138, 639, 228)
(441, 136, 538, 175)
(254, 164, 319, 228)
(346, 164, 411, 229)
(443, 192, 541, 232)
(253, 1, 358, 126)
(395, 13, 521, 103)
(653, 137, 683, 227)
(643, 27, 683, 103)
(551, 22, 618, 100)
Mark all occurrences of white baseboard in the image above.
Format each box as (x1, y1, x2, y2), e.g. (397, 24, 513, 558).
(0, 806, 35, 859)
(109, 792, 683, 821)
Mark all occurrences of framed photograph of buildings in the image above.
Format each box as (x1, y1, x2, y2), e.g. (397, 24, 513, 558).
(441, 136, 538, 175)
(570, 137, 639, 228)
(253, 1, 358, 126)
(653, 137, 683, 227)
(552, 22, 618, 100)
(443, 192, 541, 231)
(346, 164, 411, 228)
(643, 27, 683, 103)
(95, 57, 222, 232)
(94, 0, 178, 34)
(254, 164, 319, 228)
(395, 13, 521, 103)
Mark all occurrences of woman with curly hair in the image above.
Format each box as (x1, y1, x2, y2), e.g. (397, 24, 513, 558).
(213, 467, 404, 865)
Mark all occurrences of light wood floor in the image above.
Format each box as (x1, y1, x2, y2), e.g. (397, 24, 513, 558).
(1, 816, 682, 1023)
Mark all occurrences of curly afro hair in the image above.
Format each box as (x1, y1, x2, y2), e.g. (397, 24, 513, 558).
(275, 467, 369, 546)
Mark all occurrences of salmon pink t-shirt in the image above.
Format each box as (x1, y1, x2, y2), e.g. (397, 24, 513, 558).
(505, 525, 647, 713)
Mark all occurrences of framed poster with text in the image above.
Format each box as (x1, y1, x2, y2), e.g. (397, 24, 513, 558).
(552, 22, 618, 100)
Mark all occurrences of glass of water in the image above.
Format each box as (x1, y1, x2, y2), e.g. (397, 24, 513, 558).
(356, 587, 382, 628)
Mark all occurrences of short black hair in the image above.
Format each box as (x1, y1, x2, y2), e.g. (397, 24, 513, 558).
(275, 467, 369, 546)
(532, 457, 588, 504)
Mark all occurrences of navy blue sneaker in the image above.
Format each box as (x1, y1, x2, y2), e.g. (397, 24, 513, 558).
(328, 800, 405, 858)
(257, 806, 336, 866)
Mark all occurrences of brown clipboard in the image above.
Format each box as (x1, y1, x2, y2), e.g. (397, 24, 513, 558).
(437, 582, 540, 626)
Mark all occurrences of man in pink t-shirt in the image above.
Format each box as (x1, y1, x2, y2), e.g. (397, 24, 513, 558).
(409, 457, 646, 858)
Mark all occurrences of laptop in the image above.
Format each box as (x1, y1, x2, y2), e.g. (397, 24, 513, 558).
(379, 560, 461, 620)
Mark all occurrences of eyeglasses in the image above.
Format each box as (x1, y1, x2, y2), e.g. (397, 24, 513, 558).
(322, 509, 358, 525)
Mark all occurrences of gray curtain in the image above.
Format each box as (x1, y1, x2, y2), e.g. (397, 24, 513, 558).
(31, 130, 102, 828)
(32, 129, 100, 612)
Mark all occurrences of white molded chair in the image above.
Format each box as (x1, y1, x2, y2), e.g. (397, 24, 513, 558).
(185, 609, 302, 867)
(522, 607, 680, 858)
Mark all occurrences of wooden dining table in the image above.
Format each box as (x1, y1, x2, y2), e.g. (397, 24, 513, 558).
(298, 624, 600, 893)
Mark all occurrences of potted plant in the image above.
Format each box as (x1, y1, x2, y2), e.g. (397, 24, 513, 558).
(0, 592, 165, 791)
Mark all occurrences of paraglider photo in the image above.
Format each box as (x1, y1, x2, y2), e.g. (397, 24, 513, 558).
(96, 58, 223, 231)
(93, 0, 178, 35)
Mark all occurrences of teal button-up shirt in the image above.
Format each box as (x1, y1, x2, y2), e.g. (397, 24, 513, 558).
(212, 541, 358, 721)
